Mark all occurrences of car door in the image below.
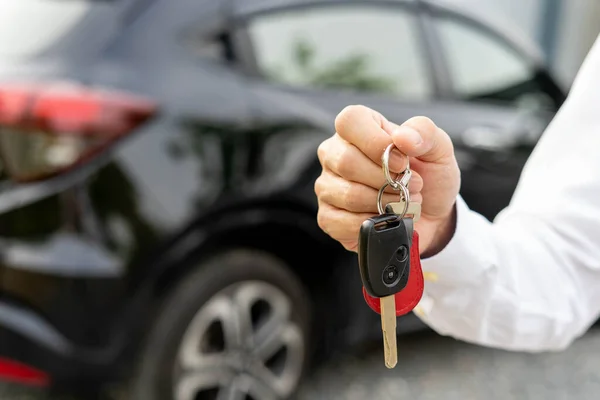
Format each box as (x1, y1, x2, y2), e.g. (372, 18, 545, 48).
(418, 3, 564, 219)
(230, 0, 449, 202)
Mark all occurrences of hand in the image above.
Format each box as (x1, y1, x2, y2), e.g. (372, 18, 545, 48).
(315, 105, 461, 256)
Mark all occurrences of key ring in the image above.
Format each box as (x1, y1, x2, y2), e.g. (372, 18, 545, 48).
(377, 182, 410, 215)
(381, 143, 411, 190)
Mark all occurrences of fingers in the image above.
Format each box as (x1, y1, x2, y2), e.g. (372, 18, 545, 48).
(334, 105, 396, 167)
(317, 135, 414, 191)
(389, 116, 454, 163)
(315, 170, 423, 214)
(334, 107, 450, 171)
(315, 172, 395, 213)
(316, 200, 371, 251)
(317, 192, 424, 253)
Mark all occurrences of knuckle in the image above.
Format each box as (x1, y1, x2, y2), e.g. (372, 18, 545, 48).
(335, 145, 355, 178)
(317, 138, 331, 165)
(314, 174, 335, 203)
(313, 176, 324, 197)
(341, 182, 361, 210)
(316, 209, 331, 233)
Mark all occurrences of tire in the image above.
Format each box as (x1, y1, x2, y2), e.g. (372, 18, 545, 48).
(129, 249, 312, 400)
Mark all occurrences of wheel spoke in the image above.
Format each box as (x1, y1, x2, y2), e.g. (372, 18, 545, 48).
(233, 282, 291, 349)
(251, 324, 305, 398)
(246, 380, 279, 400)
(179, 295, 241, 369)
(231, 292, 255, 348)
(253, 322, 286, 362)
(175, 368, 234, 400)
(252, 363, 295, 399)
(236, 374, 279, 400)
(216, 380, 247, 400)
(253, 312, 300, 362)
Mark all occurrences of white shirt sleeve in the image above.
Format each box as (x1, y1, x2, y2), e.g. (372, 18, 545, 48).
(417, 34, 600, 352)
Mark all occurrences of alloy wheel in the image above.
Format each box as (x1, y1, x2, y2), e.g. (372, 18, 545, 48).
(174, 281, 305, 400)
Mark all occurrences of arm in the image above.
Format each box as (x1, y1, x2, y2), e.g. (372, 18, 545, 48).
(417, 35, 600, 352)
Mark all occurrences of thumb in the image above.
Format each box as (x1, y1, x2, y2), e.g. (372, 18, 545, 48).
(384, 116, 454, 163)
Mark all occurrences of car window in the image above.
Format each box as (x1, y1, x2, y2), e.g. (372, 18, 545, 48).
(244, 4, 433, 101)
(433, 15, 556, 109)
(0, 0, 109, 59)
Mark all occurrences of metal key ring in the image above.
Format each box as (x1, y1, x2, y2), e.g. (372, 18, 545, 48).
(381, 143, 411, 190)
(377, 182, 410, 216)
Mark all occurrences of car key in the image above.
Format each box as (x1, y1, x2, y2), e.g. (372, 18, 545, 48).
(358, 213, 412, 369)
(357, 143, 425, 368)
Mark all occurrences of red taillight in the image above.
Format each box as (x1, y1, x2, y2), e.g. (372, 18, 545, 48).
(0, 357, 50, 387)
(0, 81, 157, 182)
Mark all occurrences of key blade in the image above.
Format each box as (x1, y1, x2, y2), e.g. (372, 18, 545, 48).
(380, 295, 398, 369)
(385, 201, 407, 216)
(385, 201, 421, 222)
(407, 202, 421, 222)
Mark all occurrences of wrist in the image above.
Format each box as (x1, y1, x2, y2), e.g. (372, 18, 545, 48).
(421, 203, 457, 259)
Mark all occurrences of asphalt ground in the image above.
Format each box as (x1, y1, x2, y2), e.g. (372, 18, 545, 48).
(3, 326, 600, 400)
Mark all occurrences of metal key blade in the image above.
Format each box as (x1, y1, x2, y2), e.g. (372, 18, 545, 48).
(406, 202, 421, 222)
(380, 295, 398, 368)
(386, 201, 421, 222)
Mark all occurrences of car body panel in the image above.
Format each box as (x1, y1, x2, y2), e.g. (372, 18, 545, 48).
(0, 0, 565, 391)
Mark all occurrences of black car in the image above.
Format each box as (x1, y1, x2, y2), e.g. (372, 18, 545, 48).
(0, 0, 565, 398)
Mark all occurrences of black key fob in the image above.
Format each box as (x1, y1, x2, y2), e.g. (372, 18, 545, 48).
(358, 214, 413, 298)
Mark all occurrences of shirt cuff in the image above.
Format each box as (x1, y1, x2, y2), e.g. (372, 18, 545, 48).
(419, 195, 495, 287)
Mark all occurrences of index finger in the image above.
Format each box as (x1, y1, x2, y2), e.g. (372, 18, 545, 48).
(334, 105, 393, 166)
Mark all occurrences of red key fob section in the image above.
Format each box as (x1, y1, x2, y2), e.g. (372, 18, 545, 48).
(362, 230, 424, 316)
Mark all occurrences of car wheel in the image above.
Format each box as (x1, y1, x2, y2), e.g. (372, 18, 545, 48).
(130, 249, 312, 400)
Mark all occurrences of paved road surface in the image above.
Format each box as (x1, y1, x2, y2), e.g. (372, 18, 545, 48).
(3, 326, 600, 399)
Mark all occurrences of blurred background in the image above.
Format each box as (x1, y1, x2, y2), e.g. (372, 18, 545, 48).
(0, 0, 599, 399)
(456, 0, 600, 87)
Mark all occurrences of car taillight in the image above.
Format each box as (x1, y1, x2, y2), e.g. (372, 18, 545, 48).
(0, 82, 157, 182)
(0, 357, 50, 387)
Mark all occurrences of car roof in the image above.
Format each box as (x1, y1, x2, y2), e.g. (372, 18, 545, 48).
(230, 0, 546, 66)
(231, 0, 417, 16)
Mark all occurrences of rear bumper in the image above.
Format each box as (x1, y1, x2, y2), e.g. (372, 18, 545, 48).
(0, 300, 115, 390)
